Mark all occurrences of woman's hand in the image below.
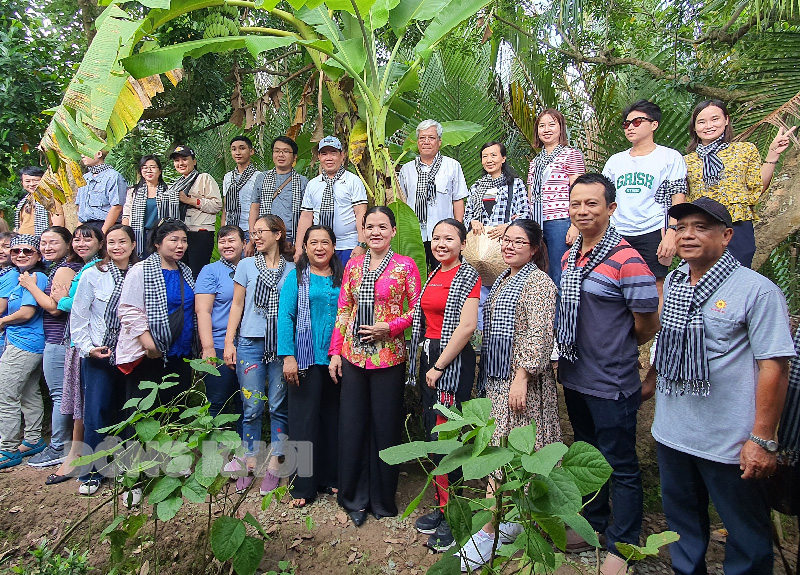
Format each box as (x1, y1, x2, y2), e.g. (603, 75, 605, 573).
(565, 224, 579, 246)
(508, 374, 527, 413)
(425, 367, 443, 389)
(768, 125, 797, 157)
(201, 346, 216, 361)
(50, 282, 69, 300)
(145, 346, 162, 359)
(223, 342, 237, 369)
(329, 354, 342, 383)
(89, 346, 111, 360)
(17, 272, 37, 291)
(486, 225, 507, 240)
(471, 220, 485, 235)
(358, 322, 391, 343)
(283, 355, 300, 386)
(179, 191, 194, 205)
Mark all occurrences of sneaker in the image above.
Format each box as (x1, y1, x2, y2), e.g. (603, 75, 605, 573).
(259, 470, 280, 495)
(426, 519, 456, 553)
(415, 509, 444, 534)
(28, 445, 66, 468)
(78, 479, 101, 495)
(456, 528, 496, 572)
(122, 488, 143, 508)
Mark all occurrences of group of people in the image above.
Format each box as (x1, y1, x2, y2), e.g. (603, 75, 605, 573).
(0, 97, 797, 575)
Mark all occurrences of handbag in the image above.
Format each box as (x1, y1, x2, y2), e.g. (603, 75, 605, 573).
(167, 272, 185, 347)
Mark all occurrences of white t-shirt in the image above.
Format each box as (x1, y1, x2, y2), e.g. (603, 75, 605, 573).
(602, 145, 687, 236)
(398, 156, 470, 241)
(300, 170, 368, 250)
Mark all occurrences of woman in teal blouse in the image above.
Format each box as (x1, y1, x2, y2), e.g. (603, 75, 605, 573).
(278, 225, 343, 507)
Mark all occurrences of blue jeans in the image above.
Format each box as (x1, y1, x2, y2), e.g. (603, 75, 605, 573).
(543, 218, 570, 328)
(657, 443, 773, 575)
(80, 356, 124, 481)
(563, 387, 642, 558)
(728, 220, 755, 268)
(205, 347, 243, 438)
(336, 249, 353, 266)
(43, 343, 72, 450)
(236, 337, 287, 457)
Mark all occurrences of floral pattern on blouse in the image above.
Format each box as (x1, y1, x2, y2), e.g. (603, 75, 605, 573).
(329, 253, 421, 369)
(685, 142, 762, 223)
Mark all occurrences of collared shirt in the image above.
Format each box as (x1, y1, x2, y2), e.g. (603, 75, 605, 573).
(70, 265, 115, 357)
(223, 167, 263, 231)
(398, 156, 470, 241)
(75, 166, 128, 223)
(301, 170, 368, 250)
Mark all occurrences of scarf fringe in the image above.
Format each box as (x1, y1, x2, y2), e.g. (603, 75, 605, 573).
(655, 374, 711, 397)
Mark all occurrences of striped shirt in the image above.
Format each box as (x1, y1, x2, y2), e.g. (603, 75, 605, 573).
(558, 239, 658, 399)
(527, 147, 585, 221)
(43, 262, 83, 344)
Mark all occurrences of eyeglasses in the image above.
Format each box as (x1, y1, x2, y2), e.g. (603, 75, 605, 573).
(10, 247, 37, 256)
(622, 117, 655, 129)
(273, 149, 295, 156)
(499, 238, 530, 248)
(251, 229, 278, 237)
(418, 136, 439, 142)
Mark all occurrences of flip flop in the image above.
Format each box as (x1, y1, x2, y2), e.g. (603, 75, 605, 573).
(45, 473, 72, 485)
(0, 449, 22, 470)
(19, 439, 47, 458)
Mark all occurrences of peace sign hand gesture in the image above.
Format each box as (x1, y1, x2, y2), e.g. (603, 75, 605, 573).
(768, 125, 797, 157)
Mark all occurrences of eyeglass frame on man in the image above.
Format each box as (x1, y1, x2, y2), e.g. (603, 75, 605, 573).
(621, 116, 656, 129)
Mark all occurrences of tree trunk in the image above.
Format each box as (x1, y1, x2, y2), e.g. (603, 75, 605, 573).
(754, 148, 800, 269)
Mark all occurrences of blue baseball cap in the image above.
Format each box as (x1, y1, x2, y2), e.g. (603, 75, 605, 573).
(317, 136, 342, 151)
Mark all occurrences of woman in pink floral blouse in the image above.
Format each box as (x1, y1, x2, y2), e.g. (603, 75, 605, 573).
(328, 206, 421, 527)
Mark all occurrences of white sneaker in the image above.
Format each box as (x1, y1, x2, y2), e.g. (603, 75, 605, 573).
(456, 529, 496, 572)
(78, 479, 101, 495)
(122, 488, 143, 508)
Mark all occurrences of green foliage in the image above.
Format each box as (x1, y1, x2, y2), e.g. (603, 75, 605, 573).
(10, 539, 92, 575)
(758, 234, 800, 314)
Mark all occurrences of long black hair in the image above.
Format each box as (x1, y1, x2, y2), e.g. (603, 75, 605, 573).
(363, 205, 396, 227)
(255, 214, 294, 259)
(479, 141, 518, 181)
(73, 224, 107, 262)
(295, 225, 343, 287)
(687, 99, 733, 153)
(135, 155, 166, 189)
(98, 224, 140, 271)
(506, 218, 548, 273)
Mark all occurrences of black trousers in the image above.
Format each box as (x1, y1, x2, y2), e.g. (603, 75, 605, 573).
(337, 359, 405, 517)
(423, 241, 436, 271)
(186, 230, 214, 279)
(288, 364, 340, 501)
(420, 339, 475, 504)
(123, 356, 193, 438)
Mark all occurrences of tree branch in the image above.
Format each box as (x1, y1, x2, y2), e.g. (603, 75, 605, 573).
(141, 106, 182, 120)
(236, 67, 290, 76)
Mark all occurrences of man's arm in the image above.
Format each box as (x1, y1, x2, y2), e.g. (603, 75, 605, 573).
(102, 205, 122, 234)
(452, 199, 465, 222)
(293, 211, 314, 261)
(632, 311, 660, 345)
(350, 203, 368, 258)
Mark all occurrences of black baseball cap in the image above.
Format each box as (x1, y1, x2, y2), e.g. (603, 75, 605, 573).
(169, 145, 196, 159)
(668, 197, 733, 228)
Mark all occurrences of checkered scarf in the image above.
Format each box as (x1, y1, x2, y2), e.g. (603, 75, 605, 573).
(257, 169, 304, 239)
(11, 234, 40, 250)
(696, 136, 729, 187)
(47, 257, 67, 281)
(557, 225, 622, 362)
(779, 326, 800, 465)
(529, 145, 565, 225)
(224, 164, 257, 226)
(478, 261, 537, 393)
(654, 178, 688, 228)
(87, 163, 112, 175)
(14, 195, 49, 236)
(220, 256, 237, 276)
(0, 266, 12, 279)
(353, 249, 395, 341)
(414, 153, 443, 225)
(129, 182, 176, 257)
(320, 166, 345, 228)
(295, 266, 315, 373)
(654, 250, 740, 396)
(141, 253, 195, 361)
(253, 253, 286, 362)
(101, 260, 127, 365)
(167, 170, 200, 204)
(408, 262, 479, 406)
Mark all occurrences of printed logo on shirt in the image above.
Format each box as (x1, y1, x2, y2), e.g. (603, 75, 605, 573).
(713, 299, 727, 312)
(616, 172, 655, 191)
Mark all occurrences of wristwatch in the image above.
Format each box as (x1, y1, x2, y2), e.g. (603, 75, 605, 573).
(358, 241, 368, 249)
(749, 433, 779, 453)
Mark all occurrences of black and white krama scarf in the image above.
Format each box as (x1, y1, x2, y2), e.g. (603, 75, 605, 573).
(478, 261, 537, 394)
(695, 136, 729, 187)
(408, 262, 479, 406)
(529, 145, 565, 225)
(87, 163, 113, 176)
(167, 170, 200, 207)
(465, 174, 513, 227)
(320, 166, 345, 228)
(414, 153, 443, 225)
(224, 164, 257, 226)
(653, 250, 740, 396)
(257, 169, 304, 237)
(101, 260, 127, 365)
(253, 253, 286, 362)
(129, 182, 176, 256)
(15, 196, 49, 237)
(779, 326, 800, 464)
(353, 249, 395, 344)
(557, 225, 622, 362)
(141, 253, 195, 362)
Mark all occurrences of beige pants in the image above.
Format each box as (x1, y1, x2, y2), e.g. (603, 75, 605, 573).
(0, 344, 44, 452)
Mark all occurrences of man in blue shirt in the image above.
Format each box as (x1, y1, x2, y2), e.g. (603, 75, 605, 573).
(75, 151, 128, 234)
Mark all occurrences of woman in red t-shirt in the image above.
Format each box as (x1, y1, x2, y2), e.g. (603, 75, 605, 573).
(408, 218, 481, 552)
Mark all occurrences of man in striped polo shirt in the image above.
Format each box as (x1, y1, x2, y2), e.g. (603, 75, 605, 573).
(556, 173, 660, 575)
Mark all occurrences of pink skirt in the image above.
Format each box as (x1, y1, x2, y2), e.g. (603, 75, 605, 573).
(59, 345, 83, 420)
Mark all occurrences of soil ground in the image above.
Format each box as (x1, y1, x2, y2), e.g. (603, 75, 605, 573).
(1, 362, 798, 575)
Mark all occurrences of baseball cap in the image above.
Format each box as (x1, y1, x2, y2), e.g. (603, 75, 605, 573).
(317, 136, 342, 151)
(170, 145, 196, 159)
(668, 197, 733, 228)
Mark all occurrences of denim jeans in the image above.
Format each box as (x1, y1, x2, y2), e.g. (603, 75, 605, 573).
(81, 356, 124, 481)
(563, 387, 642, 558)
(657, 443, 773, 575)
(235, 337, 287, 457)
(542, 218, 571, 328)
(205, 347, 243, 438)
(43, 343, 73, 450)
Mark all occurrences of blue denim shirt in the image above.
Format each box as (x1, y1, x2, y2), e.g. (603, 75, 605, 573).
(75, 166, 128, 222)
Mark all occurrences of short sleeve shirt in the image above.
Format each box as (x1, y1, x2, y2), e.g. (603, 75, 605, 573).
(195, 260, 236, 349)
(0, 270, 49, 354)
(301, 171, 367, 250)
(233, 257, 295, 338)
(558, 238, 659, 398)
(421, 264, 481, 339)
(253, 171, 309, 243)
(652, 265, 796, 464)
(75, 166, 128, 223)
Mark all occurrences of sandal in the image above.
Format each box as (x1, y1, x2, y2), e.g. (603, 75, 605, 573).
(0, 449, 22, 470)
(19, 439, 47, 458)
(45, 473, 72, 485)
(318, 486, 338, 495)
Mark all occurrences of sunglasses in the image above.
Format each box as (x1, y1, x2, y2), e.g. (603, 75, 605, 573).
(622, 116, 655, 129)
(10, 247, 37, 256)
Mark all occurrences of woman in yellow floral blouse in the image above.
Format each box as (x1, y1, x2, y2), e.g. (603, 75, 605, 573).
(685, 99, 795, 267)
(328, 206, 421, 527)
